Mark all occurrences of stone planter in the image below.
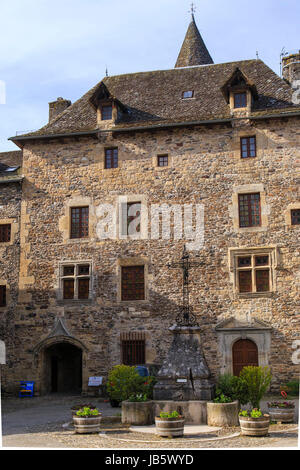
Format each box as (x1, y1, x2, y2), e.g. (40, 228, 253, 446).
(239, 414, 270, 437)
(73, 415, 102, 434)
(155, 416, 185, 438)
(122, 401, 153, 425)
(207, 400, 239, 427)
(268, 407, 295, 423)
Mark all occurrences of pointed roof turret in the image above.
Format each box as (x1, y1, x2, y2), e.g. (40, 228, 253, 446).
(175, 14, 214, 68)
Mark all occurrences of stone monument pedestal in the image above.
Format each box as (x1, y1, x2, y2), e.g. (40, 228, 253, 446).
(153, 325, 215, 402)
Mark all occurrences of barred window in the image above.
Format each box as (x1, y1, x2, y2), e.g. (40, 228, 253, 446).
(70, 207, 89, 239)
(238, 193, 261, 227)
(0, 224, 11, 243)
(61, 263, 91, 300)
(105, 148, 118, 169)
(121, 265, 145, 301)
(121, 332, 145, 365)
(0, 286, 6, 307)
(241, 137, 256, 158)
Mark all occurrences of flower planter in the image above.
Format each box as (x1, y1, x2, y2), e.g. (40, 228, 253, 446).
(207, 400, 239, 427)
(268, 407, 295, 423)
(73, 415, 102, 434)
(155, 416, 185, 438)
(239, 414, 270, 437)
(122, 400, 153, 425)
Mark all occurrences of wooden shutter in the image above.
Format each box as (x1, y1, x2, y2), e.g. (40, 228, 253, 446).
(121, 266, 145, 301)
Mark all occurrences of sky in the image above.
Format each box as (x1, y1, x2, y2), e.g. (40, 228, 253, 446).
(0, 0, 299, 152)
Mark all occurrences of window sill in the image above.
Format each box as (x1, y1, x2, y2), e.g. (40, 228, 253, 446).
(237, 292, 274, 299)
(57, 299, 93, 306)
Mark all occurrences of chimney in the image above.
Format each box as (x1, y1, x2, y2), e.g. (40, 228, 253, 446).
(282, 50, 300, 85)
(49, 97, 71, 123)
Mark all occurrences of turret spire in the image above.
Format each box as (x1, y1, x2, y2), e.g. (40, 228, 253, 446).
(175, 13, 214, 68)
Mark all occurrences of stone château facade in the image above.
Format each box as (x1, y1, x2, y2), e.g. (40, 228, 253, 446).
(0, 16, 299, 396)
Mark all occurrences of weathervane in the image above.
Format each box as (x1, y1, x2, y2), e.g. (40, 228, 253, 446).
(167, 245, 204, 326)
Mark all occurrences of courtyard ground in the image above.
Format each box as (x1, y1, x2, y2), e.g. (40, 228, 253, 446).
(1, 394, 299, 449)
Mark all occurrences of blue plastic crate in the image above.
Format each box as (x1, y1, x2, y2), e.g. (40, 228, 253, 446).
(19, 381, 35, 398)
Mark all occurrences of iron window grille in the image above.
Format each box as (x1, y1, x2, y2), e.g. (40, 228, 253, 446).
(121, 332, 146, 365)
(121, 202, 141, 237)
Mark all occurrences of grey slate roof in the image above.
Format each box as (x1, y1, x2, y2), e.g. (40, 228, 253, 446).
(175, 15, 214, 68)
(10, 59, 299, 142)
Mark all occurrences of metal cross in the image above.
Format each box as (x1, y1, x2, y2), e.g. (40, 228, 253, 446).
(190, 3, 196, 16)
(167, 245, 204, 327)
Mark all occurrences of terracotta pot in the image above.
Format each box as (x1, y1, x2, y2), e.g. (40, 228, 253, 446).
(73, 415, 102, 434)
(239, 414, 270, 437)
(268, 407, 295, 423)
(155, 416, 185, 438)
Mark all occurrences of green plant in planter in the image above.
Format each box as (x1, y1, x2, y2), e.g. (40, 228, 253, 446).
(159, 411, 181, 419)
(107, 365, 157, 405)
(76, 407, 100, 417)
(128, 393, 148, 402)
(213, 393, 233, 404)
(239, 366, 272, 409)
(239, 408, 263, 418)
(215, 373, 249, 405)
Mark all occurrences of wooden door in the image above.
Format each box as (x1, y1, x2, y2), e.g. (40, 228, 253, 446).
(232, 339, 258, 376)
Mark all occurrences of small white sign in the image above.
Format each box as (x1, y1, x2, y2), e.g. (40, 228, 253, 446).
(176, 378, 187, 383)
(88, 376, 103, 387)
(0, 340, 5, 365)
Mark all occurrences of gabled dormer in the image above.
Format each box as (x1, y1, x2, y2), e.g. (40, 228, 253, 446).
(89, 82, 126, 127)
(221, 68, 258, 115)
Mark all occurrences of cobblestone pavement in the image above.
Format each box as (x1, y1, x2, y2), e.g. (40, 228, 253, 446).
(1, 395, 299, 449)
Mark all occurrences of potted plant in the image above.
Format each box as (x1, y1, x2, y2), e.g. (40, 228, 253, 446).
(267, 391, 295, 423)
(106, 365, 142, 407)
(155, 411, 185, 438)
(207, 373, 249, 427)
(238, 366, 272, 437)
(71, 403, 97, 417)
(73, 407, 102, 434)
(239, 409, 270, 436)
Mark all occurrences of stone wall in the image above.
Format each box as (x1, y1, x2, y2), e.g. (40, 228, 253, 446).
(2, 116, 300, 394)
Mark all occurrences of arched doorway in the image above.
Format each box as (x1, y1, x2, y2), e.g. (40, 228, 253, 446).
(232, 339, 258, 376)
(44, 342, 82, 394)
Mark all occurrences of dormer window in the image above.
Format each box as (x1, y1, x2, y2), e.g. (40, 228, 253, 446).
(101, 104, 113, 120)
(182, 90, 194, 99)
(234, 92, 247, 109)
